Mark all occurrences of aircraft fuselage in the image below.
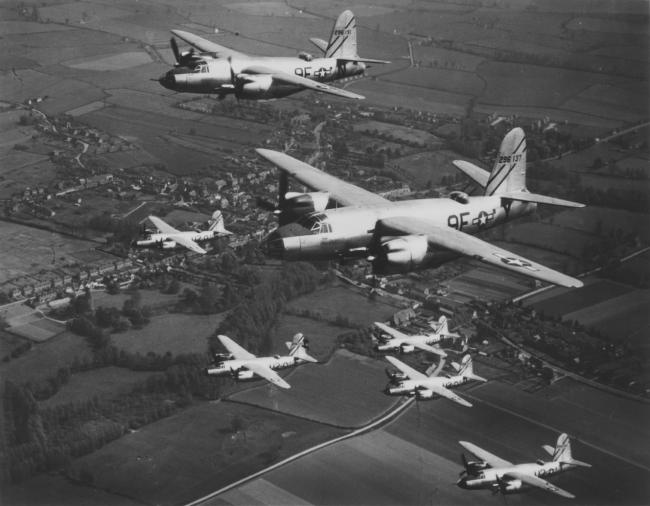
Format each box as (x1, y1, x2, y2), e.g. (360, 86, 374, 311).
(386, 374, 472, 396)
(206, 355, 300, 376)
(458, 461, 569, 493)
(264, 195, 535, 269)
(160, 56, 365, 97)
(136, 230, 216, 248)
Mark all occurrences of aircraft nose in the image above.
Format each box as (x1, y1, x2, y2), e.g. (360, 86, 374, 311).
(456, 477, 468, 489)
(158, 70, 176, 90)
(262, 230, 285, 259)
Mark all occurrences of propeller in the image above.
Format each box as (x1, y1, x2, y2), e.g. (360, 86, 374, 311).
(169, 37, 195, 67)
(170, 37, 181, 64)
(227, 56, 243, 101)
(459, 453, 469, 477)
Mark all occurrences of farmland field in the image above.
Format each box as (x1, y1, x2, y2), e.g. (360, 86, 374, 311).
(352, 120, 442, 147)
(229, 350, 397, 427)
(529, 279, 633, 319)
(0, 221, 105, 284)
(287, 285, 397, 327)
(110, 312, 224, 356)
(382, 67, 484, 97)
(40, 366, 154, 408)
(68, 401, 345, 506)
(562, 290, 650, 348)
(550, 206, 650, 242)
(395, 149, 469, 189)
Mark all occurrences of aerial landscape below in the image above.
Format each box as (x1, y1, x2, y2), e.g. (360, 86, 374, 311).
(0, 0, 648, 505)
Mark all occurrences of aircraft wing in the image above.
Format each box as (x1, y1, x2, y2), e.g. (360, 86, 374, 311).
(256, 149, 389, 207)
(374, 322, 407, 341)
(171, 30, 248, 59)
(428, 384, 472, 407)
(171, 234, 207, 254)
(412, 342, 447, 358)
(379, 216, 583, 288)
(148, 215, 179, 235)
(503, 471, 575, 499)
(217, 335, 255, 360)
(244, 362, 291, 389)
(385, 356, 428, 381)
(459, 441, 513, 468)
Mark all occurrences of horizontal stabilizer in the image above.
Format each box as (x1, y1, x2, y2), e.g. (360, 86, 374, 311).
(309, 37, 328, 53)
(564, 458, 591, 468)
(502, 191, 585, 208)
(452, 160, 489, 188)
(337, 57, 391, 65)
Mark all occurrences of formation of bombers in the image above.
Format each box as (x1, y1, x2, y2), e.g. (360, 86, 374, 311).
(151, 9, 592, 500)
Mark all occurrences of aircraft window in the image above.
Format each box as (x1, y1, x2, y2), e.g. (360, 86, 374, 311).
(297, 213, 330, 234)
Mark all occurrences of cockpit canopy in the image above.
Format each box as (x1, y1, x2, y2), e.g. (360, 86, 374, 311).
(193, 62, 209, 73)
(296, 212, 332, 234)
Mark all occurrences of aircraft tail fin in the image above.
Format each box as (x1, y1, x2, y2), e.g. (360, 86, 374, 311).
(325, 10, 357, 59)
(550, 433, 591, 467)
(323, 11, 389, 64)
(208, 211, 231, 234)
(457, 354, 487, 382)
(483, 128, 585, 207)
(286, 333, 317, 362)
(485, 127, 527, 196)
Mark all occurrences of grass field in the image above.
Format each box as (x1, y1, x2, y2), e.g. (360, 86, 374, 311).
(40, 366, 154, 409)
(287, 285, 396, 327)
(229, 350, 397, 427)
(68, 401, 345, 506)
(110, 312, 224, 356)
(0, 330, 92, 384)
(1, 472, 142, 506)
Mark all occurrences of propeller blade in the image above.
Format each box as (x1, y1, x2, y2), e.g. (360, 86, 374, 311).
(170, 37, 180, 64)
(256, 197, 277, 212)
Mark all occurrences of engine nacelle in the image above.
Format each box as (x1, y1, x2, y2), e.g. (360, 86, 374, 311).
(284, 192, 329, 216)
(385, 368, 407, 382)
(400, 343, 415, 354)
(237, 75, 274, 98)
(214, 353, 233, 361)
(499, 478, 523, 493)
(373, 235, 428, 274)
(415, 389, 434, 400)
(235, 370, 255, 380)
(162, 239, 177, 249)
(465, 461, 489, 476)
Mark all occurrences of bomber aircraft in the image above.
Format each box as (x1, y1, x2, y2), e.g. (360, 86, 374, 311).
(374, 316, 461, 357)
(384, 354, 486, 406)
(257, 127, 585, 288)
(135, 211, 230, 254)
(458, 433, 591, 498)
(158, 10, 388, 100)
(206, 333, 317, 388)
